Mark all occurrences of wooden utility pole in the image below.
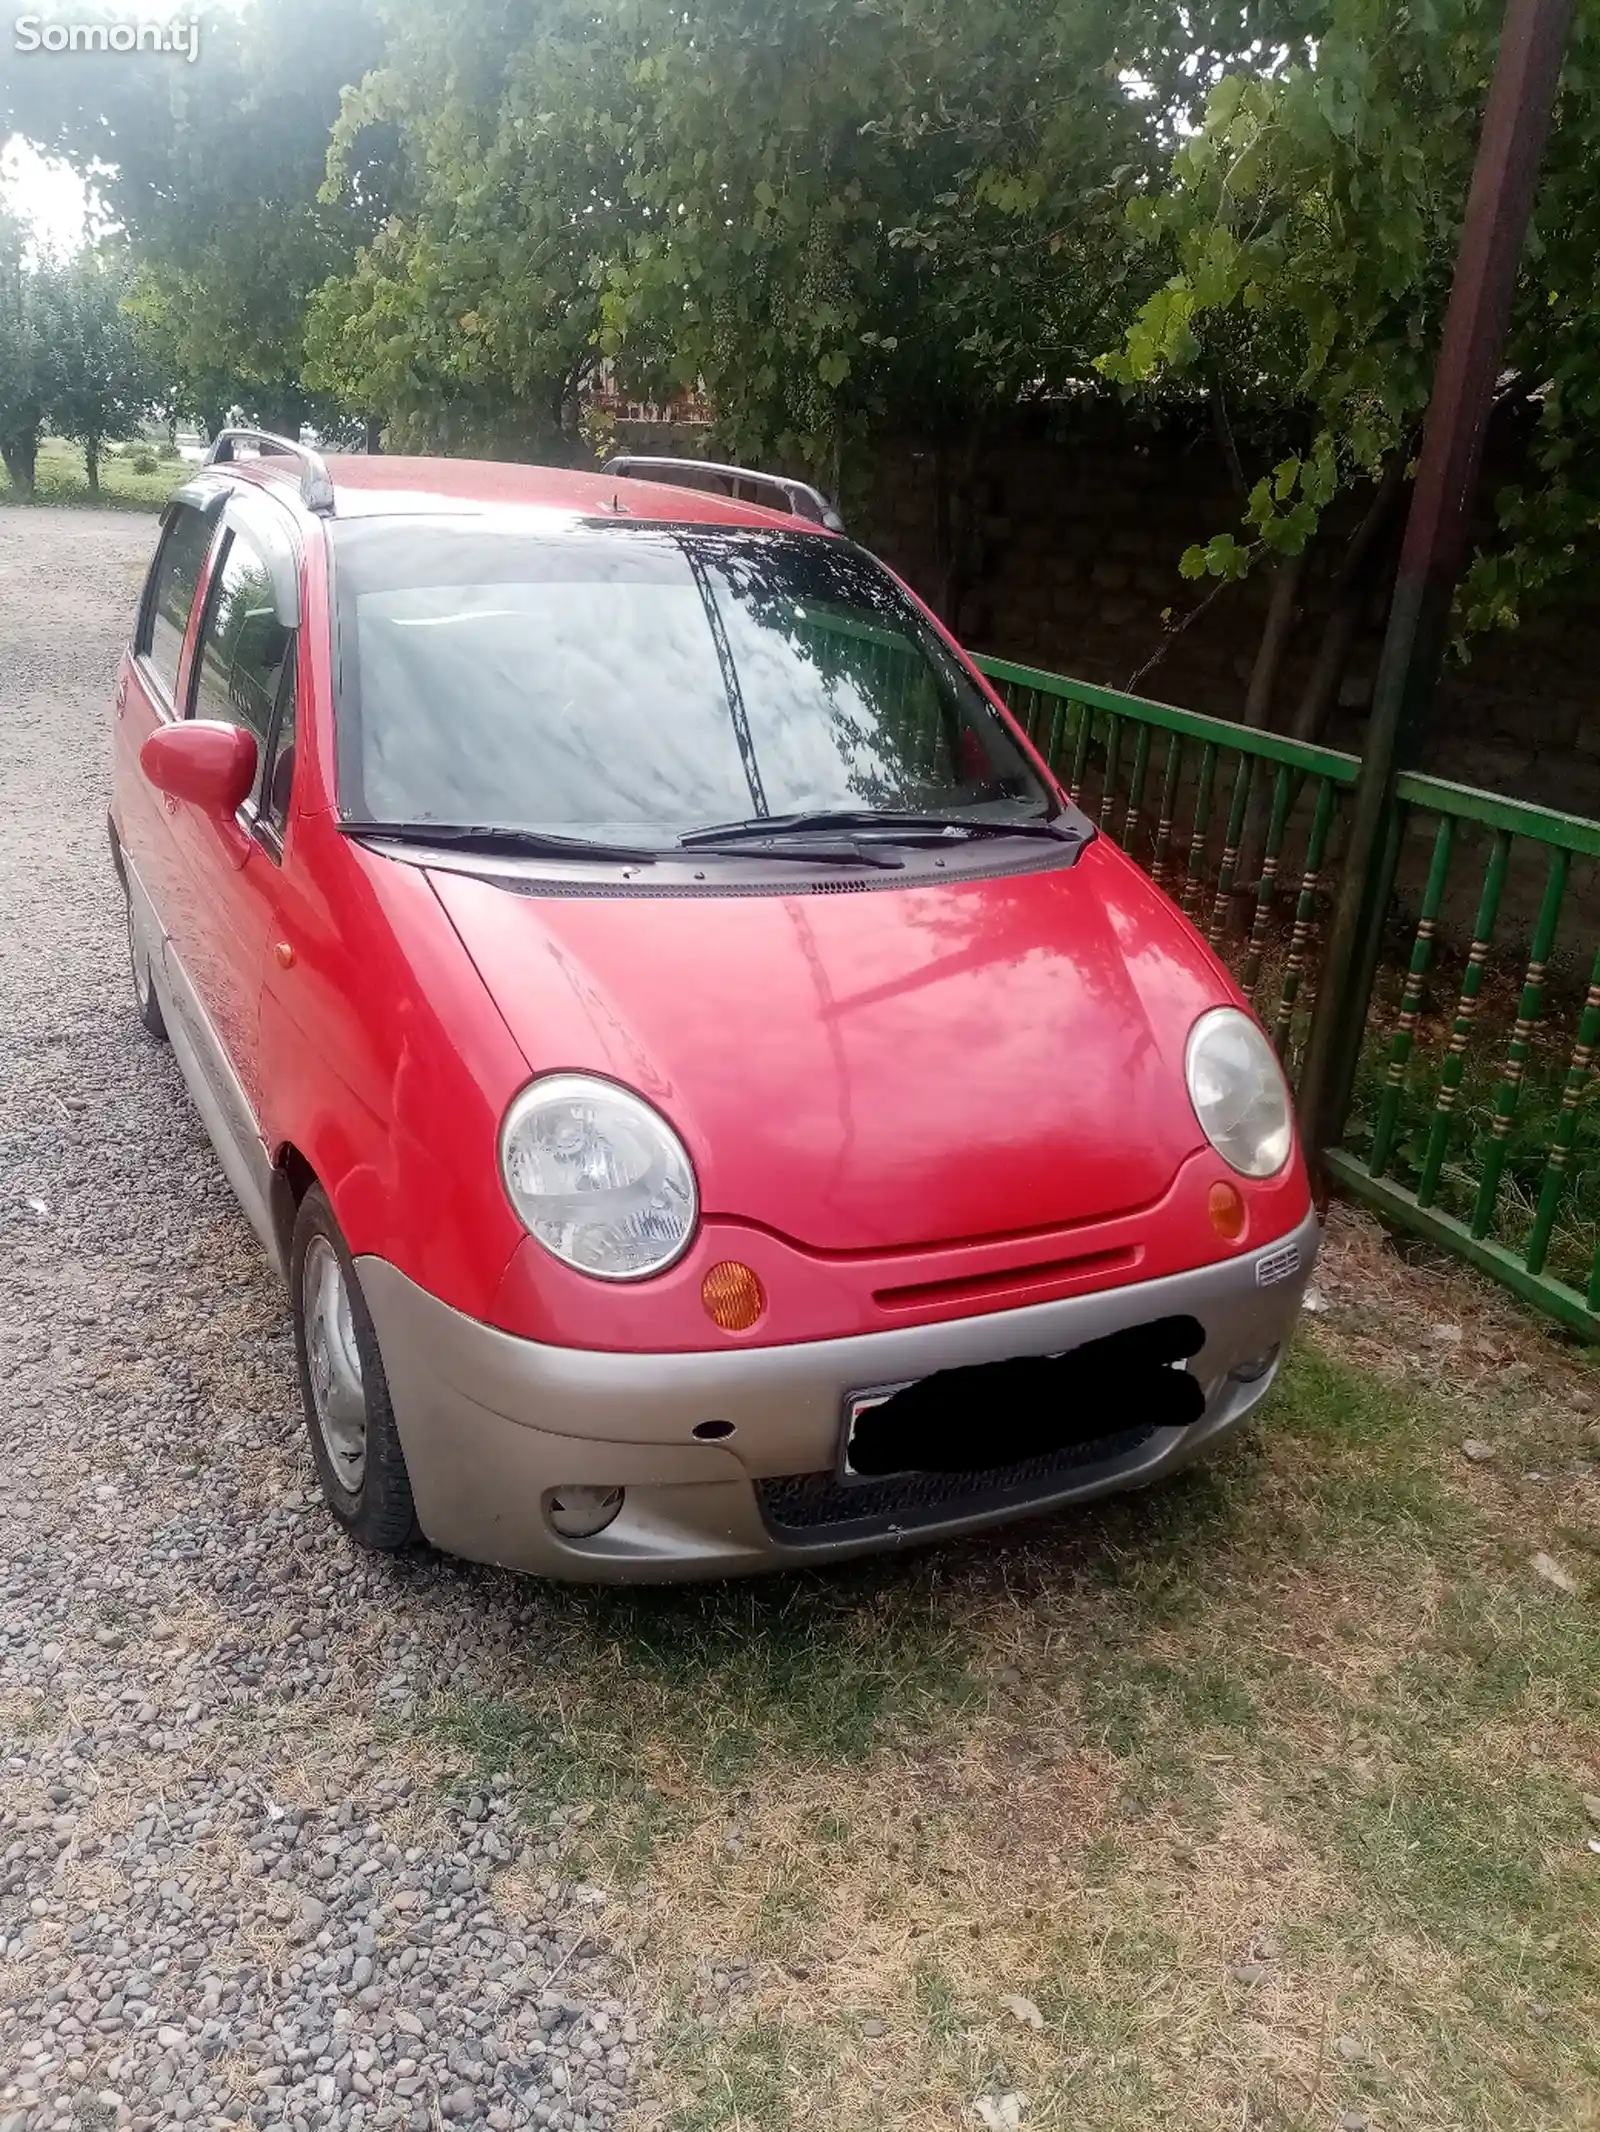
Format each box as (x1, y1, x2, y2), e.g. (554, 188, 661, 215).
(1299, 0, 1576, 1153)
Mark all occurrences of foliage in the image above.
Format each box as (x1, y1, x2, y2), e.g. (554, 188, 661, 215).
(307, 0, 641, 454)
(15, 0, 1600, 662)
(1, 0, 397, 434)
(589, 0, 1154, 472)
(310, 0, 1312, 472)
(0, 231, 162, 495)
(1101, 0, 1600, 636)
(0, 433, 184, 508)
(0, 211, 57, 492)
(48, 252, 160, 489)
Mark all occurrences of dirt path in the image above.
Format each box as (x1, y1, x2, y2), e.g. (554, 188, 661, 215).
(0, 510, 637, 2131)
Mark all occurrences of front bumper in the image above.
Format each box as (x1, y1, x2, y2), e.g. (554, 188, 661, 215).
(356, 1207, 1320, 1582)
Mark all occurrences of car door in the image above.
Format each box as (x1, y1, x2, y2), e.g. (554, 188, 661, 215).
(115, 490, 222, 966)
(163, 507, 299, 1127)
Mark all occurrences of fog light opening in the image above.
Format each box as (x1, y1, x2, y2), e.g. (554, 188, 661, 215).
(546, 1485, 625, 1539)
(692, 1419, 735, 1441)
(1229, 1345, 1280, 1386)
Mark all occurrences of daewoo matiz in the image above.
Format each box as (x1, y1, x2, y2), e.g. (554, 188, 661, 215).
(110, 433, 1318, 1580)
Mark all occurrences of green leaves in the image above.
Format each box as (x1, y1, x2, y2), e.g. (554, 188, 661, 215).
(3, 0, 391, 431)
(1100, 281, 1198, 383)
(1179, 533, 1251, 581)
(20, 0, 1595, 658)
(0, 237, 159, 490)
(297, 0, 1203, 472)
(1102, 0, 1600, 640)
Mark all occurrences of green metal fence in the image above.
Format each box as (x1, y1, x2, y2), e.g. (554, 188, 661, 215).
(972, 653, 1600, 1343)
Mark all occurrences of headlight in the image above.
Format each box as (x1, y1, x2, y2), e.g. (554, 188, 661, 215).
(1184, 1007, 1293, 1178)
(500, 1074, 698, 1279)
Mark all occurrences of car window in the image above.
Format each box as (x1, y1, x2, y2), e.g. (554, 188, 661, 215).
(330, 522, 1047, 842)
(141, 503, 215, 700)
(190, 531, 294, 798)
(260, 644, 299, 840)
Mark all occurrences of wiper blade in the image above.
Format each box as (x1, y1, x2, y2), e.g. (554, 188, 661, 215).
(687, 836, 905, 871)
(338, 820, 659, 863)
(679, 808, 1077, 850)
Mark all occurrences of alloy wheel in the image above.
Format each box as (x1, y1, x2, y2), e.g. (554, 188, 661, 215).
(302, 1235, 368, 1492)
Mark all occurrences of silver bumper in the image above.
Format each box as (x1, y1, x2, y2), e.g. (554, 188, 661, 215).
(356, 1207, 1320, 1582)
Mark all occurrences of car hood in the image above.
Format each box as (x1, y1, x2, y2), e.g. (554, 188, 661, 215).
(427, 846, 1227, 1253)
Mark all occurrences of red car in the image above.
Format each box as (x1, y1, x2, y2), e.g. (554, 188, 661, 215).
(109, 433, 1317, 1581)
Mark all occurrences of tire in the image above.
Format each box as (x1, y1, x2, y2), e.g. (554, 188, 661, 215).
(123, 875, 167, 1039)
(290, 1185, 418, 1551)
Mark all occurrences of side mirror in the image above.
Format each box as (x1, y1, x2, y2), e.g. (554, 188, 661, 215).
(141, 720, 257, 817)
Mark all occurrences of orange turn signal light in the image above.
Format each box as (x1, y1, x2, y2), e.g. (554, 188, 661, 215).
(702, 1261, 766, 1332)
(1208, 1180, 1247, 1242)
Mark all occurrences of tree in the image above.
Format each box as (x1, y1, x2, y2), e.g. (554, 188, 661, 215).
(308, 0, 668, 457)
(311, 0, 1297, 621)
(50, 252, 157, 491)
(1100, 0, 1600, 725)
(0, 214, 58, 495)
(1, 0, 397, 436)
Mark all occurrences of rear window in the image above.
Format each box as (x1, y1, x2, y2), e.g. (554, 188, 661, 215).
(329, 522, 1047, 843)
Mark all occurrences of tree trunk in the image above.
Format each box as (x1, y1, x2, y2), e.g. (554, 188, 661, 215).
(1288, 596, 1368, 744)
(85, 435, 100, 497)
(364, 415, 383, 455)
(1, 433, 38, 498)
(1288, 454, 1409, 743)
(1242, 550, 1307, 727)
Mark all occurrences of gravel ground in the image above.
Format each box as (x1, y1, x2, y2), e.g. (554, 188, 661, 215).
(0, 509, 640, 2132)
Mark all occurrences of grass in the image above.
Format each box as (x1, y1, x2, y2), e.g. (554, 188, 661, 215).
(0, 434, 187, 510)
(405, 1209, 1600, 2132)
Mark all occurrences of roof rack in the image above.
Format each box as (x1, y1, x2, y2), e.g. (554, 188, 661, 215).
(204, 427, 336, 517)
(600, 455, 844, 533)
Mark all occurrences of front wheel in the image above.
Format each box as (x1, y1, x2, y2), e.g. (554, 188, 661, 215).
(290, 1186, 418, 1551)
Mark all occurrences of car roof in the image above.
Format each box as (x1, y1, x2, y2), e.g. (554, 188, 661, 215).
(220, 452, 827, 534)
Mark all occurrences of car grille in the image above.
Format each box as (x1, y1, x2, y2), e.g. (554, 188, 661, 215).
(756, 1425, 1160, 1541)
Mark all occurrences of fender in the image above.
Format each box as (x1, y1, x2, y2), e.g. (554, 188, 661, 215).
(256, 813, 531, 1315)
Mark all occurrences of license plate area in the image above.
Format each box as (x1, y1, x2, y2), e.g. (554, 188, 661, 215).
(838, 1314, 1206, 1483)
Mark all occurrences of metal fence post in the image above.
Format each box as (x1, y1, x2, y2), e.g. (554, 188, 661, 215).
(1298, 0, 1575, 1160)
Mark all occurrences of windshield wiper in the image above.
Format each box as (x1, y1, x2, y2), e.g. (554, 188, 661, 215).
(685, 835, 905, 870)
(338, 820, 659, 863)
(679, 808, 1078, 850)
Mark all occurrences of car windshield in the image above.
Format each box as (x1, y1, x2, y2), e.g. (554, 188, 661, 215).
(330, 520, 1051, 844)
